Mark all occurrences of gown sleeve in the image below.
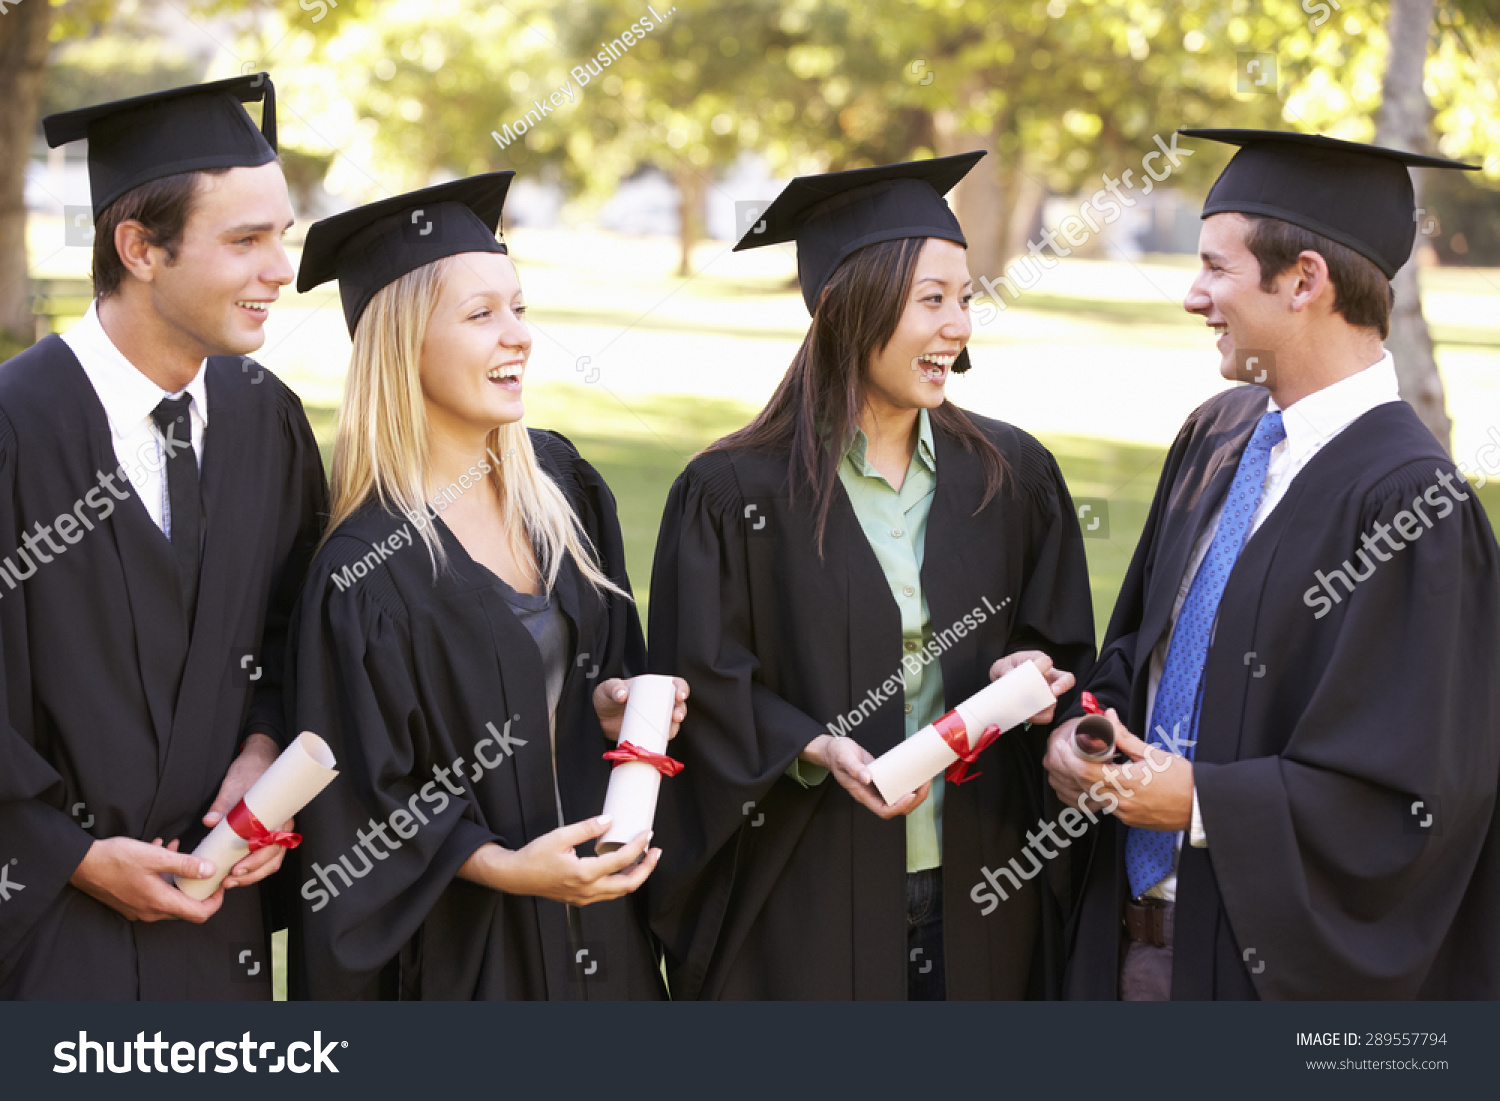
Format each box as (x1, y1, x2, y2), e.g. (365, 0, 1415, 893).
(242, 381, 330, 747)
(642, 455, 830, 981)
(987, 433, 1098, 922)
(1007, 436, 1097, 711)
(1194, 461, 1500, 998)
(0, 407, 95, 961)
(1073, 406, 1205, 719)
(287, 533, 501, 999)
(533, 429, 645, 681)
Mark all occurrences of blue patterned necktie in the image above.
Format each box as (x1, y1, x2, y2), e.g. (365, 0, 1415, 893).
(1125, 408, 1286, 898)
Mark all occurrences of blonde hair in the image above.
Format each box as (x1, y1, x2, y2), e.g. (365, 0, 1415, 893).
(322, 254, 626, 598)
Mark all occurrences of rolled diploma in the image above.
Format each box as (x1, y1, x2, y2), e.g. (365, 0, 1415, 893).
(597, 674, 677, 854)
(868, 659, 1055, 805)
(1072, 714, 1117, 761)
(175, 731, 339, 899)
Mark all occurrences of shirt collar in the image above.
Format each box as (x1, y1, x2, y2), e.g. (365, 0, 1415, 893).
(64, 300, 210, 432)
(1268, 350, 1399, 464)
(845, 407, 938, 477)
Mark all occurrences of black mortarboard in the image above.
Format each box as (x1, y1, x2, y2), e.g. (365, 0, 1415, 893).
(297, 172, 515, 335)
(44, 74, 278, 219)
(1179, 128, 1478, 279)
(735, 151, 985, 372)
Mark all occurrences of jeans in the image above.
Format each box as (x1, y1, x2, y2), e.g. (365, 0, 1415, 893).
(1120, 900, 1174, 1001)
(906, 867, 945, 1001)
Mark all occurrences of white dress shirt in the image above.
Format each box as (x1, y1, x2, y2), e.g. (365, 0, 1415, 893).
(1143, 352, 1401, 901)
(60, 301, 208, 537)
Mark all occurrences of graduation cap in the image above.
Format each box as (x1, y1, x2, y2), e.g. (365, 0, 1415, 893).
(44, 73, 278, 219)
(1178, 129, 1478, 279)
(735, 151, 986, 372)
(297, 172, 516, 335)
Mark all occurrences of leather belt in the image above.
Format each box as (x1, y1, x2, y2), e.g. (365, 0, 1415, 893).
(1124, 897, 1174, 948)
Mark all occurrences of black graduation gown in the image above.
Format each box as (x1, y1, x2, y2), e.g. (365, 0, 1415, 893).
(1065, 386, 1500, 1000)
(285, 429, 665, 1000)
(0, 335, 328, 999)
(645, 410, 1096, 999)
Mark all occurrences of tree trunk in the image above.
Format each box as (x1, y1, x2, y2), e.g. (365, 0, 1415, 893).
(674, 163, 705, 279)
(935, 94, 1049, 296)
(1374, 0, 1450, 453)
(933, 85, 1003, 288)
(1000, 149, 1047, 270)
(0, 0, 54, 352)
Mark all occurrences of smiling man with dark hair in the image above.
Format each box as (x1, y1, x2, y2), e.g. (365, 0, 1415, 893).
(1044, 130, 1500, 1001)
(0, 74, 328, 999)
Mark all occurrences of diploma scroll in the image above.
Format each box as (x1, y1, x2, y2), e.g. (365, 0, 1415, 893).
(1071, 691, 1117, 761)
(596, 674, 681, 855)
(175, 731, 339, 899)
(1072, 716, 1117, 761)
(867, 660, 1055, 805)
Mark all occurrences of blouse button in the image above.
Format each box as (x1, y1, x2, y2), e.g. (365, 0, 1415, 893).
(904, 640, 918, 653)
(904, 703, 913, 714)
(891, 527, 903, 538)
(902, 585, 915, 597)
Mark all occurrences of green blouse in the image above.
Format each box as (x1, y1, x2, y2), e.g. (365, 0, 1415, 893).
(788, 407, 946, 873)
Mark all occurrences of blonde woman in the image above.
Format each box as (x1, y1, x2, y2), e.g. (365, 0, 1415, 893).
(285, 173, 684, 1000)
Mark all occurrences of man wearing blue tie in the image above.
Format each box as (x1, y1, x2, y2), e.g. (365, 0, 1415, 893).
(1042, 130, 1500, 1000)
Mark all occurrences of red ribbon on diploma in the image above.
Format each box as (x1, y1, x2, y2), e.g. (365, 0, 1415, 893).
(934, 710, 1002, 786)
(602, 740, 685, 777)
(1081, 691, 1104, 716)
(226, 800, 302, 852)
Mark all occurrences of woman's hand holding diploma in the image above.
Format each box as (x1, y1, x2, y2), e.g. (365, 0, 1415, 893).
(799, 734, 932, 819)
(459, 815, 662, 906)
(986, 650, 1075, 724)
(791, 654, 1069, 814)
(593, 676, 690, 742)
(865, 657, 1060, 804)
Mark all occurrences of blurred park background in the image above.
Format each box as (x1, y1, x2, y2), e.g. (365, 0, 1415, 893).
(4, 0, 1499, 641)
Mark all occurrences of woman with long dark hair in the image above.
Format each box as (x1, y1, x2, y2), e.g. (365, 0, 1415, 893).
(646, 154, 1096, 1000)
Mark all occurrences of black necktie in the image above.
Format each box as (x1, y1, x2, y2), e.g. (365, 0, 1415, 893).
(150, 395, 201, 617)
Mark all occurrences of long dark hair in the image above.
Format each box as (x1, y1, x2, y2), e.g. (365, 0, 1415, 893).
(708, 236, 1009, 554)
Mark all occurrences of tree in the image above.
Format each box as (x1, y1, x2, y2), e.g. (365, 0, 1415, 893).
(846, 0, 1493, 452)
(315, 0, 918, 278)
(550, 0, 885, 276)
(1374, 0, 1499, 453)
(11, 0, 1492, 354)
(0, 0, 57, 354)
(0, 0, 367, 357)
(1377, 0, 1450, 450)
